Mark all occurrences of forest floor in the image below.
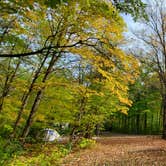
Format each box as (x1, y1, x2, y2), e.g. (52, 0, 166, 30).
(62, 135, 166, 166)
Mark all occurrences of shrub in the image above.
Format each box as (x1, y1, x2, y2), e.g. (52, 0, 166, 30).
(0, 124, 13, 138)
(0, 138, 24, 165)
(8, 144, 70, 166)
(78, 138, 96, 149)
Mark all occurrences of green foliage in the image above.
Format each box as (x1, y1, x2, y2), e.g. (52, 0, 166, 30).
(112, 64, 162, 134)
(0, 138, 24, 165)
(0, 0, 141, 146)
(112, 0, 148, 20)
(0, 124, 13, 138)
(43, 0, 147, 20)
(44, 0, 69, 8)
(78, 138, 96, 149)
(8, 144, 70, 166)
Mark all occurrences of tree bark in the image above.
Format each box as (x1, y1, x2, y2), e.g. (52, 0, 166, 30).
(21, 53, 60, 140)
(0, 58, 21, 112)
(144, 112, 147, 134)
(150, 114, 153, 134)
(162, 94, 166, 139)
(12, 54, 49, 136)
(21, 90, 43, 140)
(136, 114, 140, 134)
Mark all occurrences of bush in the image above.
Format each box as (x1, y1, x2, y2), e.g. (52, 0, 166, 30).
(0, 137, 24, 165)
(8, 144, 70, 166)
(78, 138, 96, 149)
(0, 124, 13, 138)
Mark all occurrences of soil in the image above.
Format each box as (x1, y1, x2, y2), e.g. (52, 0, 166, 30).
(62, 135, 166, 166)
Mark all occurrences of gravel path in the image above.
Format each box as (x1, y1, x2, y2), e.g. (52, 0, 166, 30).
(62, 136, 166, 166)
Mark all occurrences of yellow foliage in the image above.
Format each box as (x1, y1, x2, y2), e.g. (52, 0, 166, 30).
(119, 96, 132, 106)
(121, 107, 129, 115)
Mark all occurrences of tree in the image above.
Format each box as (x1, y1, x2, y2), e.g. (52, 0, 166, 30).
(0, 0, 139, 141)
(112, 0, 147, 20)
(0, 0, 147, 58)
(133, 0, 166, 138)
(113, 63, 162, 134)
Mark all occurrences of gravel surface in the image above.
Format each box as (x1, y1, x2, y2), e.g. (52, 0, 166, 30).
(62, 135, 166, 166)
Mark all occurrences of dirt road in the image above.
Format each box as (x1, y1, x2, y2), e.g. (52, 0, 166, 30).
(62, 136, 166, 166)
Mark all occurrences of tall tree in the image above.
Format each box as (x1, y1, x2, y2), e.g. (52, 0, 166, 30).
(19, 0, 139, 140)
(0, 0, 147, 58)
(133, 0, 166, 138)
(0, 58, 23, 112)
(0, 0, 139, 141)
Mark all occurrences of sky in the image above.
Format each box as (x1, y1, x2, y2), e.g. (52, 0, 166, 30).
(119, 14, 140, 52)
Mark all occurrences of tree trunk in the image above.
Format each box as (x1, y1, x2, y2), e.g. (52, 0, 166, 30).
(21, 90, 43, 139)
(0, 59, 21, 112)
(95, 124, 100, 136)
(12, 54, 49, 137)
(151, 114, 153, 134)
(21, 53, 60, 141)
(144, 112, 147, 134)
(162, 94, 166, 139)
(136, 114, 140, 134)
(124, 116, 127, 132)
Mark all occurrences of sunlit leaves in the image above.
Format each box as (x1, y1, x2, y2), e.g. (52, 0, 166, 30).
(0, 0, 140, 139)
